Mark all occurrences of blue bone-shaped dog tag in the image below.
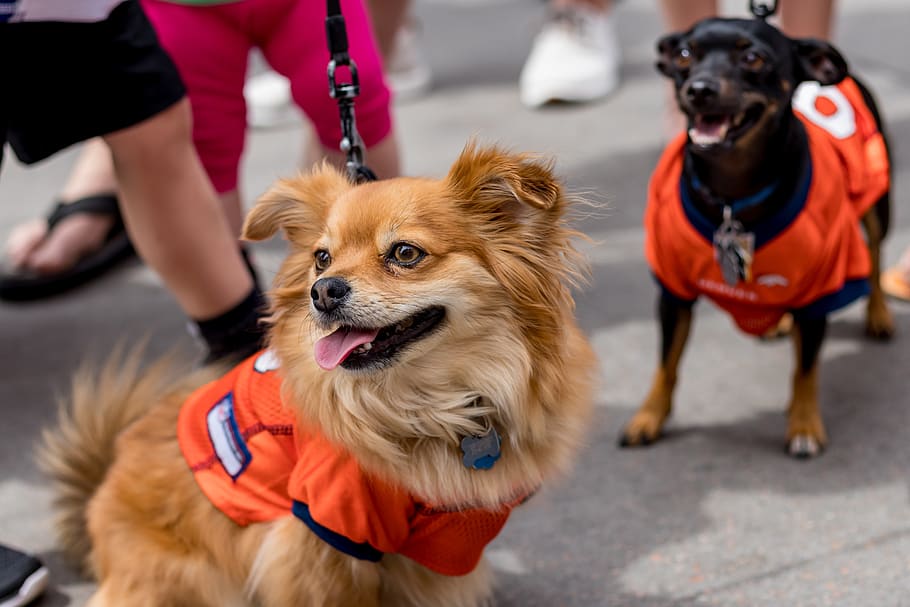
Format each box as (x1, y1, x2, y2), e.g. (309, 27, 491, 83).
(460, 428, 501, 470)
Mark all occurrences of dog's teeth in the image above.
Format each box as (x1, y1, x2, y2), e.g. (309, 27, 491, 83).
(689, 127, 724, 146)
(352, 342, 373, 355)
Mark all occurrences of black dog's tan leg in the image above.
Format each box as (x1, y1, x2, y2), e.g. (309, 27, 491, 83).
(786, 315, 828, 458)
(620, 295, 692, 447)
(760, 313, 793, 340)
(862, 209, 894, 339)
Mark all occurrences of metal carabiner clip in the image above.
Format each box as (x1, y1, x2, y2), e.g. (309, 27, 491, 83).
(327, 57, 360, 101)
(749, 0, 778, 20)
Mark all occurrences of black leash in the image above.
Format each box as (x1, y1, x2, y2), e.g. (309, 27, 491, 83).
(325, 0, 377, 183)
(749, 0, 778, 20)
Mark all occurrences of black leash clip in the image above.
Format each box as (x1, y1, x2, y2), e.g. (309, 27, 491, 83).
(749, 0, 778, 20)
(325, 0, 377, 183)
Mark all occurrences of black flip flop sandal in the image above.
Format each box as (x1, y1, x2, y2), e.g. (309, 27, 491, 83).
(0, 544, 49, 607)
(0, 194, 135, 301)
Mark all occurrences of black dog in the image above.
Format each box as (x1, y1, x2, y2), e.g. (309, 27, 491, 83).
(620, 17, 893, 458)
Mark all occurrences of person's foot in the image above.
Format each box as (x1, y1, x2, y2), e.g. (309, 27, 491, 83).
(519, 5, 622, 108)
(0, 194, 137, 301)
(0, 544, 49, 607)
(4, 202, 115, 276)
(385, 21, 432, 102)
(244, 71, 298, 129)
(882, 264, 910, 301)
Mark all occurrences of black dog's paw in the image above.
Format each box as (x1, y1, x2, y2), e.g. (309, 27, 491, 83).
(865, 310, 895, 341)
(617, 426, 659, 448)
(786, 434, 824, 459)
(618, 432, 654, 448)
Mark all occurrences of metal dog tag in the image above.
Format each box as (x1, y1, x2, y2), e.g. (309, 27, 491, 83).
(713, 206, 754, 286)
(460, 427, 502, 471)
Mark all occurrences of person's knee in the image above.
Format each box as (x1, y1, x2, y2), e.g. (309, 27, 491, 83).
(103, 98, 195, 160)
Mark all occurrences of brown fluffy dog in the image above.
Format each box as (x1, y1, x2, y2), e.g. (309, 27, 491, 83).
(39, 145, 597, 607)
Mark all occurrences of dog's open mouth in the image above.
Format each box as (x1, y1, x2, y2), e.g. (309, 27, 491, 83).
(688, 103, 766, 148)
(314, 306, 446, 371)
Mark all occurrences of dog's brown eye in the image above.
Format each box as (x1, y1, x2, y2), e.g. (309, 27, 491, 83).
(741, 51, 765, 71)
(674, 47, 692, 69)
(314, 249, 331, 272)
(389, 243, 425, 266)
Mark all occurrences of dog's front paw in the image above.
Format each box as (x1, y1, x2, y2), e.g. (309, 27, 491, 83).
(787, 434, 824, 458)
(865, 300, 895, 340)
(786, 418, 827, 459)
(618, 411, 666, 448)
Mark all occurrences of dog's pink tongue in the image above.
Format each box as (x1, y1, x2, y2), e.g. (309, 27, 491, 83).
(314, 327, 379, 370)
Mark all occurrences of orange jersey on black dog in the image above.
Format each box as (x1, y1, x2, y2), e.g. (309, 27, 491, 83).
(178, 351, 519, 576)
(645, 77, 889, 335)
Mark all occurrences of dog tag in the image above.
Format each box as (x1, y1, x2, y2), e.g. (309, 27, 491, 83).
(713, 206, 754, 286)
(460, 427, 501, 471)
(717, 242, 741, 286)
(733, 233, 755, 283)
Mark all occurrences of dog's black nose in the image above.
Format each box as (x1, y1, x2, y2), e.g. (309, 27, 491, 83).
(684, 78, 720, 108)
(311, 277, 351, 313)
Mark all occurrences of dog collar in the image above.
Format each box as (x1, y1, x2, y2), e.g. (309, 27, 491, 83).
(690, 174, 780, 215)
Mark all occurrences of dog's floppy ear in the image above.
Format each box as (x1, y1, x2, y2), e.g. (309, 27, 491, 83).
(656, 33, 684, 78)
(445, 142, 563, 229)
(793, 38, 848, 86)
(242, 165, 350, 246)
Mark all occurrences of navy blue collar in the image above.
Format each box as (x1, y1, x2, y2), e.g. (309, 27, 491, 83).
(679, 150, 813, 250)
(689, 174, 780, 214)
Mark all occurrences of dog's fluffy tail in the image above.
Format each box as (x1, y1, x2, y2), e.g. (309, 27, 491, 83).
(36, 345, 189, 572)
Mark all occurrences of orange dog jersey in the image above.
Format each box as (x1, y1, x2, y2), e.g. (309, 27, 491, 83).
(645, 77, 889, 335)
(178, 350, 518, 576)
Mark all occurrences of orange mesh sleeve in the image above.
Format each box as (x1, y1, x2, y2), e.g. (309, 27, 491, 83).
(397, 506, 511, 576)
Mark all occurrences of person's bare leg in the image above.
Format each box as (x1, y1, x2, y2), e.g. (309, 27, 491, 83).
(779, 0, 835, 39)
(659, 0, 715, 32)
(308, 133, 401, 181)
(5, 138, 119, 274)
(104, 99, 252, 319)
(366, 0, 410, 63)
(218, 190, 244, 239)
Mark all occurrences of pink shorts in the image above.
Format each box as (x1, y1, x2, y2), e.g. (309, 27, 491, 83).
(140, 0, 392, 193)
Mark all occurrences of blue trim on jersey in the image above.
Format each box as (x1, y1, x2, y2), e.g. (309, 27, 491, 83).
(291, 501, 384, 562)
(679, 150, 813, 250)
(793, 278, 870, 319)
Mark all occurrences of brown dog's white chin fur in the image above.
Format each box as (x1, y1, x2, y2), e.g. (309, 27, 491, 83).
(39, 143, 597, 606)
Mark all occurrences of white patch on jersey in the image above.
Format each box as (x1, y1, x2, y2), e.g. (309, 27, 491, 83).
(206, 394, 251, 479)
(793, 81, 857, 140)
(756, 274, 790, 287)
(253, 349, 281, 374)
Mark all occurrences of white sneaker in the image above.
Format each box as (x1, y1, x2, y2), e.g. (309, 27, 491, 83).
(519, 6, 621, 108)
(244, 70, 297, 129)
(385, 23, 432, 102)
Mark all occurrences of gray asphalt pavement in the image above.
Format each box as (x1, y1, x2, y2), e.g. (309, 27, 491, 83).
(3, 1, 910, 605)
